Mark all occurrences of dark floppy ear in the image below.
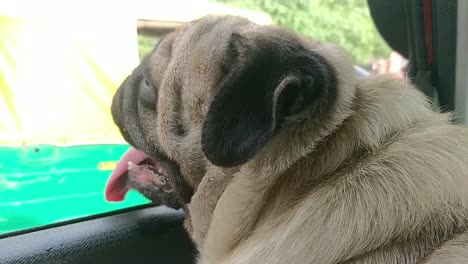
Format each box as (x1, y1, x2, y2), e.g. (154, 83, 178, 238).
(201, 33, 335, 167)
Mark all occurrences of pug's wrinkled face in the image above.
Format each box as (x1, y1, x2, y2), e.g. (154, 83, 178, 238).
(106, 15, 336, 214)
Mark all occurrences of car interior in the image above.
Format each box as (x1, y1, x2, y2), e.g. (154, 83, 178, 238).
(0, 0, 466, 263)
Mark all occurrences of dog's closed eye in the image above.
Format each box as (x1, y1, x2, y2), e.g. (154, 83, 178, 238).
(139, 77, 157, 107)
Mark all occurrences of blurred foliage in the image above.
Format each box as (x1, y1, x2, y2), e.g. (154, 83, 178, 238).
(137, 34, 160, 60)
(212, 0, 391, 65)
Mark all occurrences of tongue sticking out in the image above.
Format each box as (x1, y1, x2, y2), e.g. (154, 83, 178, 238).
(105, 147, 148, 202)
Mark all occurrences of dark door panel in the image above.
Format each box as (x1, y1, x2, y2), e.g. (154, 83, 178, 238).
(0, 206, 197, 264)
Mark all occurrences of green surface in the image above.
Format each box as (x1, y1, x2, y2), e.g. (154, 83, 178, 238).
(0, 144, 150, 234)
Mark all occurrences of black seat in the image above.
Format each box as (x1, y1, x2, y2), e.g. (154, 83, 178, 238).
(367, 0, 458, 112)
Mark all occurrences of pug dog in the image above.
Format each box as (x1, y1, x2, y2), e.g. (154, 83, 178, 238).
(106, 15, 468, 263)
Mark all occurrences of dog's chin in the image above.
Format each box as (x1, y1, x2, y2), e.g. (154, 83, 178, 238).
(105, 144, 191, 210)
(127, 156, 184, 210)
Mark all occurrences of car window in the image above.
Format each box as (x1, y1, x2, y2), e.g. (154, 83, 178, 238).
(0, 0, 404, 235)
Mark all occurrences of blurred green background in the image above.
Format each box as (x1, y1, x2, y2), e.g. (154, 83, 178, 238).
(137, 0, 390, 65)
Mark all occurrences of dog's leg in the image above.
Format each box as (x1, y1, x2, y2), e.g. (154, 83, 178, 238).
(420, 230, 468, 264)
(343, 230, 468, 264)
(188, 165, 237, 247)
(343, 247, 421, 264)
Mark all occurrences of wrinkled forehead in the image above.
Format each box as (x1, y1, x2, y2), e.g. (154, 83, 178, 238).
(146, 16, 254, 70)
(141, 16, 257, 108)
(173, 15, 254, 51)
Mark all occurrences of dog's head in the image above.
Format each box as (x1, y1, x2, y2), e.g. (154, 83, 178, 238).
(106, 15, 354, 213)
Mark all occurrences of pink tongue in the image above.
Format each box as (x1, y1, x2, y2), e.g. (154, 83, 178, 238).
(105, 147, 148, 202)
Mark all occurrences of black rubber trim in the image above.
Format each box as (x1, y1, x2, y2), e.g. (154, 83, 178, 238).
(0, 203, 154, 239)
(0, 206, 197, 264)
